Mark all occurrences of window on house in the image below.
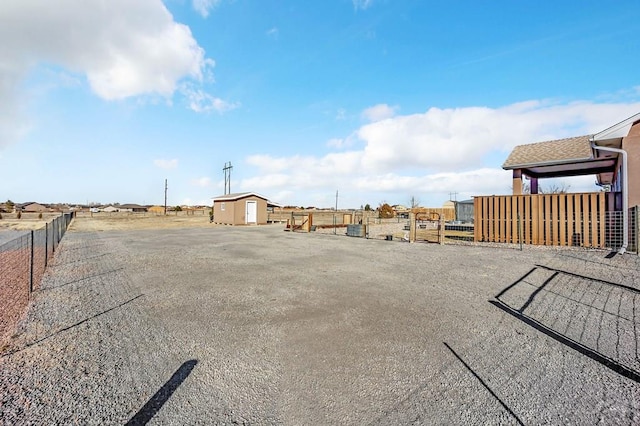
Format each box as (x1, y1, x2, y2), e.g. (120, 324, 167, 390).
(221, 202, 225, 211)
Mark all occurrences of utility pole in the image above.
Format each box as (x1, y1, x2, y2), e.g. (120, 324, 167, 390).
(449, 192, 458, 202)
(334, 190, 338, 235)
(223, 162, 233, 195)
(164, 179, 168, 215)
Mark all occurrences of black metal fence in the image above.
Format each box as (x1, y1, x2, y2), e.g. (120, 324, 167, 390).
(0, 212, 74, 343)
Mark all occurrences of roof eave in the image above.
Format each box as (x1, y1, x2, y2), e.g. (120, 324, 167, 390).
(502, 156, 594, 170)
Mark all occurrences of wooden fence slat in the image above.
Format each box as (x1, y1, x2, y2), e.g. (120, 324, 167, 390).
(511, 197, 518, 243)
(500, 197, 506, 243)
(551, 195, 559, 245)
(525, 195, 540, 245)
(487, 198, 495, 242)
(582, 194, 590, 247)
(524, 196, 531, 244)
(566, 195, 574, 246)
(544, 195, 551, 245)
(598, 192, 605, 248)
(590, 193, 598, 248)
(559, 194, 566, 246)
(483, 197, 489, 242)
(504, 197, 513, 243)
(474, 198, 480, 242)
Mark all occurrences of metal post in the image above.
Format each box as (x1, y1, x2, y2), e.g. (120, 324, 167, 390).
(29, 230, 34, 294)
(44, 222, 48, 267)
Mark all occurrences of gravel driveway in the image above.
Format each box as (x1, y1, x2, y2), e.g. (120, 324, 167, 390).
(1, 224, 639, 425)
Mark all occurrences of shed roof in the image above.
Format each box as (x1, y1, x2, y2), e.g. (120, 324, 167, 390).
(213, 192, 269, 202)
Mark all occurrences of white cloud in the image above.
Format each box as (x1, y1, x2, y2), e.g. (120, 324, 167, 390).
(0, 0, 219, 148)
(357, 100, 640, 173)
(183, 85, 240, 113)
(353, 0, 374, 11)
(238, 99, 640, 207)
(361, 103, 398, 122)
(327, 138, 345, 148)
(154, 158, 179, 169)
(192, 0, 222, 18)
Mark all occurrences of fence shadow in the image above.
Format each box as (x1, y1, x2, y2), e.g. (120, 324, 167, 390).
(126, 359, 198, 425)
(1, 294, 143, 358)
(492, 265, 640, 382)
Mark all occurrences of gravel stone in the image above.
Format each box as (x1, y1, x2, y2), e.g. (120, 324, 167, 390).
(1, 224, 639, 424)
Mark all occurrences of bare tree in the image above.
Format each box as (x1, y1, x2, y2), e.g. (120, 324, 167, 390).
(540, 182, 570, 194)
(409, 195, 420, 208)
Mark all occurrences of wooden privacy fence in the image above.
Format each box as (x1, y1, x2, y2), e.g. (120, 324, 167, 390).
(474, 193, 606, 247)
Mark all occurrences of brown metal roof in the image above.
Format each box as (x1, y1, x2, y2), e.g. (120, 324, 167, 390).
(502, 135, 593, 169)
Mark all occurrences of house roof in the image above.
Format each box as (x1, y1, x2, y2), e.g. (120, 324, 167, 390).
(502, 112, 640, 185)
(502, 135, 593, 169)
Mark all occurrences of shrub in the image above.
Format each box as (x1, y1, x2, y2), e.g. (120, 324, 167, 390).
(16, 211, 21, 219)
(378, 203, 394, 219)
(38, 212, 43, 219)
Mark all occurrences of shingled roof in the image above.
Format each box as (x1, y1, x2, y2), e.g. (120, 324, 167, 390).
(502, 135, 593, 169)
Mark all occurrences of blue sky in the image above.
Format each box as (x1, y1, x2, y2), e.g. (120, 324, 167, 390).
(2, 0, 640, 208)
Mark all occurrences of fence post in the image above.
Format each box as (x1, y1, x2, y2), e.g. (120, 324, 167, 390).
(29, 230, 35, 294)
(44, 222, 48, 267)
(631, 206, 640, 256)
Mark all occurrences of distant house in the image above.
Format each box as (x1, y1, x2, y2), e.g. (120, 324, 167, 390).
(102, 205, 119, 213)
(119, 204, 147, 213)
(212, 192, 276, 225)
(392, 204, 409, 218)
(19, 202, 49, 213)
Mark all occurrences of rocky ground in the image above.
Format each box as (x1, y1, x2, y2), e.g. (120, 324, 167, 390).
(1, 220, 639, 424)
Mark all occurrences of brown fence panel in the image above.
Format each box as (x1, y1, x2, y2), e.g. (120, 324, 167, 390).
(474, 192, 606, 248)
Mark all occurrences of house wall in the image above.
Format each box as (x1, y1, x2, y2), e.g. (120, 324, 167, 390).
(623, 122, 640, 208)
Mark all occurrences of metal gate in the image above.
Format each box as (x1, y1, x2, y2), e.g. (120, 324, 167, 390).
(413, 211, 443, 244)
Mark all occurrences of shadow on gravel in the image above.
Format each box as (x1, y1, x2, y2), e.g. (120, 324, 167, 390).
(41, 267, 125, 291)
(1, 294, 143, 358)
(492, 265, 640, 383)
(126, 359, 198, 426)
(443, 342, 524, 425)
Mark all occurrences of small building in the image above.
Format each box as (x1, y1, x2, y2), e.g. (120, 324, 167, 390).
(102, 205, 119, 213)
(119, 203, 147, 213)
(212, 192, 273, 225)
(454, 199, 474, 223)
(19, 202, 49, 213)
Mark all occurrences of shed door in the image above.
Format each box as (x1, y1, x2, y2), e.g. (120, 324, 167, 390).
(246, 200, 257, 224)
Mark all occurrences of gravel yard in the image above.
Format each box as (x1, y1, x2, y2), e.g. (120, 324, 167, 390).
(1, 221, 639, 424)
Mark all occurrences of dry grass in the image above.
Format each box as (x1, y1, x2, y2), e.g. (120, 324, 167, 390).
(0, 213, 61, 231)
(70, 212, 214, 232)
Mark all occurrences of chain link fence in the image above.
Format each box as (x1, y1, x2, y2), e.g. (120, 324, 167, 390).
(0, 212, 74, 344)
